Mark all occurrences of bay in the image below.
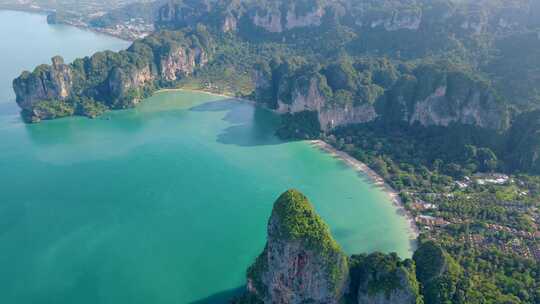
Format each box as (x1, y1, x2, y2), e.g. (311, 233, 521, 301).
(0, 11, 414, 304)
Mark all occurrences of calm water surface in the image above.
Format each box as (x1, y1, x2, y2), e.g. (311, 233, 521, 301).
(0, 10, 414, 304)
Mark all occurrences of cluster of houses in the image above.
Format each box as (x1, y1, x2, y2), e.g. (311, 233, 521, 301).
(406, 173, 540, 262)
(485, 223, 540, 239)
(415, 215, 450, 227)
(455, 173, 511, 189)
(98, 18, 154, 40)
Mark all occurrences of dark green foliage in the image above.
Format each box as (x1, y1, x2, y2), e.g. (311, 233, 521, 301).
(28, 100, 75, 122)
(247, 190, 348, 297)
(13, 2, 540, 302)
(74, 97, 108, 118)
(276, 111, 321, 140)
(323, 58, 358, 91)
(271, 190, 342, 255)
(17, 26, 215, 121)
(332, 121, 505, 179)
(485, 32, 540, 109)
(231, 293, 264, 304)
(506, 110, 540, 174)
(348, 252, 422, 303)
(414, 241, 464, 304)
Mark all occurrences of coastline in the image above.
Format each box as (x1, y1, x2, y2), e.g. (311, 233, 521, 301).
(0, 8, 134, 41)
(155, 88, 256, 105)
(157, 88, 420, 243)
(309, 140, 420, 242)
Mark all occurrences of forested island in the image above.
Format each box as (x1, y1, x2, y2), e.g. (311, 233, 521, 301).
(12, 0, 540, 302)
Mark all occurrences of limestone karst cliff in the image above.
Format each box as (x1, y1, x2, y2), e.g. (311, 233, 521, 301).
(350, 253, 422, 304)
(13, 56, 73, 121)
(234, 189, 424, 304)
(245, 189, 349, 304)
(11, 0, 540, 173)
(13, 29, 211, 122)
(253, 59, 509, 136)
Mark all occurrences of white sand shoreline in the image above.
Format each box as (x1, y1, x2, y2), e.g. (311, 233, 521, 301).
(155, 88, 256, 105)
(157, 88, 420, 243)
(309, 140, 420, 242)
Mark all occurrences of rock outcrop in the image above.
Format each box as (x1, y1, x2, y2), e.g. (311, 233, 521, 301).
(13, 29, 210, 122)
(248, 1, 326, 33)
(275, 76, 378, 131)
(256, 71, 377, 132)
(160, 46, 208, 81)
(236, 190, 425, 304)
(254, 61, 508, 136)
(246, 190, 349, 304)
(156, 0, 213, 29)
(382, 69, 509, 130)
(13, 56, 73, 113)
(106, 65, 154, 108)
(157, 0, 330, 34)
(350, 252, 422, 304)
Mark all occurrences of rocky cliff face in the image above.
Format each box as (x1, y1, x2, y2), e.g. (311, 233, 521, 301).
(238, 190, 424, 304)
(271, 75, 377, 131)
(363, 7, 422, 31)
(156, 0, 213, 29)
(160, 46, 208, 81)
(348, 252, 422, 304)
(13, 56, 73, 113)
(357, 278, 418, 304)
(256, 63, 507, 134)
(106, 65, 154, 107)
(382, 70, 509, 130)
(408, 85, 506, 130)
(249, 1, 326, 33)
(246, 190, 349, 304)
(157, 0, 329, 34)
(13, 30, 210, 122)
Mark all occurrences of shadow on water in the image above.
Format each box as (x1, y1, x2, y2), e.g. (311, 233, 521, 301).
(190, 99, 286, 147)
(21, 109, 147, 147)
(188, 287, 244, 304)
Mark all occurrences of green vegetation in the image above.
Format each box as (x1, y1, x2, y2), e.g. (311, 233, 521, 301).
(414, 241, 464, 304)
(271, 189, 342, 256)
(246, 246, 269, 299)
(266, 189, 348, 295)
(13, 1, 540, 301)
(326, 122, 540, 303)
(349, 252, 423, 303)
(276, 111, 321, 139)
(26, 99, 75, 122)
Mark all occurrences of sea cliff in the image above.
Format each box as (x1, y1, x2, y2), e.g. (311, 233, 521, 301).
(13, 29, 211, 122)
(234, 189, 429, 304)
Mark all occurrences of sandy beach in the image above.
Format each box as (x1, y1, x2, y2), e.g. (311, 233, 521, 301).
(309, 140, 420, 241)
(155, 88, 256, 104)
(156, 87, 420, 242)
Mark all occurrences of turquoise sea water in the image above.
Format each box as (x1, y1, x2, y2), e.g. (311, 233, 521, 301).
(0, 11, 414, 304)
